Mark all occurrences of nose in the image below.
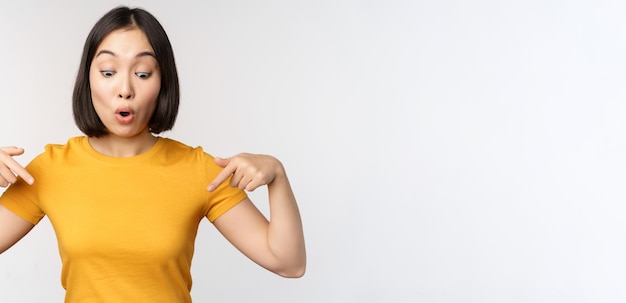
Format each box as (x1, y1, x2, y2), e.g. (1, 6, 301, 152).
(117, 74, 134, 100)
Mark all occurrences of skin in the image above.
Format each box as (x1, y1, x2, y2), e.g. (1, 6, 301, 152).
(0, 147, 34, 254)
(0, 28, 305, 277)
(88, 27, 161, 157)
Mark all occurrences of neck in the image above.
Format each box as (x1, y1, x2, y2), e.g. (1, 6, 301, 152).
(88, 132, 158, 158)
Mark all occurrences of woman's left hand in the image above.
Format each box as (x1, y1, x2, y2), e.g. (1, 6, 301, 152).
(207, 153, 283, 192)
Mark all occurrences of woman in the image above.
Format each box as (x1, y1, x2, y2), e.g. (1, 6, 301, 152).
(0, 6, 305, 303)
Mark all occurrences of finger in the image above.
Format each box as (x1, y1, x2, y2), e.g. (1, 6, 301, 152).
(0, 166, 16, 187)
(214, 157, 229, 168)
(207, 162, 237, 192)
(230, 173, 241, 188)
(0, 147, 34, 185)
(0, 146, 25, 157)
(236, 176, 250, 190)
(0, 164, 18, 185)
(5, 161, 34, 185)
(244, 178, 266, 192)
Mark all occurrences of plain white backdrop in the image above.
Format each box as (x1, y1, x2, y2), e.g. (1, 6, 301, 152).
(1, 0, 626, 302)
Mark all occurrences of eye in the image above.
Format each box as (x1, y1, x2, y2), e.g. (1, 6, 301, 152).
(136, 72, 151, 79)
(101, 70, 115, 77)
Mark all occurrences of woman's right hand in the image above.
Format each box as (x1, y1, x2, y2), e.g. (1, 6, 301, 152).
(0, 147, 34, 187)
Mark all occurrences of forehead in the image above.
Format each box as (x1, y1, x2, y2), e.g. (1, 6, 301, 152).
(95, 27, 154, 57)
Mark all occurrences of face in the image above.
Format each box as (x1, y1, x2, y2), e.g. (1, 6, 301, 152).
(89, 27, 161, 139)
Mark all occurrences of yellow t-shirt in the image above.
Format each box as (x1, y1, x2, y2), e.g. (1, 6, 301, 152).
(0, 136, 247, 303)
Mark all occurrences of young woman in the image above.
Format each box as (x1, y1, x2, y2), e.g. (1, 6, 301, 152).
(0, 6, 305, 303)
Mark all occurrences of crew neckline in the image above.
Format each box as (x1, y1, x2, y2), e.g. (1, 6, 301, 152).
(80, 136, 166, 165)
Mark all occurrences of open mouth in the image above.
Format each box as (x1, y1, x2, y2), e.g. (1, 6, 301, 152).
(115, 108, 134, 124)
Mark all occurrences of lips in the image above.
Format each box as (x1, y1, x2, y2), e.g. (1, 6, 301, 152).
(115, 107, 135, 124)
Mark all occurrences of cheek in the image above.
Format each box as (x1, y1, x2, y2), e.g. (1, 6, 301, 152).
(145, 79, 162, 107)
(148, 84, 161, 101)
(89, 74, 105, 103)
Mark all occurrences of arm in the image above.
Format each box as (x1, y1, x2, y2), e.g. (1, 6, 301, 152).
(0, 205, 34, 254)
(208, 154, 306, 278)
(0, 146, 36, 254)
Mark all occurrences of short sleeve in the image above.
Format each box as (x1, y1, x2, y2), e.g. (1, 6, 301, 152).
(206, 183, 247, 222)
(199, 150, 248, 222)
(0, 157, 45, 225)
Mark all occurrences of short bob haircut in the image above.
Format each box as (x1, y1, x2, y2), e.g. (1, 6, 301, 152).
(73, 6, 179, 137)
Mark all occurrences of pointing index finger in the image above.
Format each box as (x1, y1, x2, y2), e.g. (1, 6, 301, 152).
(6, 159, 34, 185)
(207, 163, 236, 192)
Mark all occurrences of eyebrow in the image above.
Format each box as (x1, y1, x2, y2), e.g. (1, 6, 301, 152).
(95, 50, 156, 58)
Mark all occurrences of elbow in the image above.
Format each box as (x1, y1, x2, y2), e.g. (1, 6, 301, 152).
(271, 256, 306, 278)
(276, 263, 306, 278)
(265, 243, 307, 278)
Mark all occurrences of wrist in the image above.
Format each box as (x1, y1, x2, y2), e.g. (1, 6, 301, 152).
(269, 158, 287, 186)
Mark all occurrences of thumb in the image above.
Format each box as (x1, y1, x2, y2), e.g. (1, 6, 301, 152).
(214, 156, 230, 168)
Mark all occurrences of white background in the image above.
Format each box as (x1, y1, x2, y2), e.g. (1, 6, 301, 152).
(1, 0, 626, 302)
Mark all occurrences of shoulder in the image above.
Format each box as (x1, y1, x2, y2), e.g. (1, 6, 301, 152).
(30, 136, 85, 165)
(42, 136, 84, 154)
(18, 137, 86, 175)
(156, 137, 216, 163)
(154, 138, 225, 180)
